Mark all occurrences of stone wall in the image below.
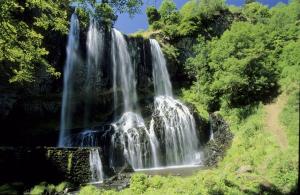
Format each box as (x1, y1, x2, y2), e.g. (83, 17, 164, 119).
(0, 147, 105, 185)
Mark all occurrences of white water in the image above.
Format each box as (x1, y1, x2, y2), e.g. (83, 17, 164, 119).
(89, 148, 104, 183)
(58, 13, 80, 147)
(80, 130, 98, 147)
(151, 96, 201, 165)
(149, 39, 202, 166)
(111, 29, 138, 112)
(84, 19, 104, 125)
(111, 112, 146, 169)
(110, 30, 160, 169)
(150, 39, 173, 96)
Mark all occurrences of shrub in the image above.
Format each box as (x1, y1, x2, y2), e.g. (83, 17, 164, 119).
(146, 6, 160, 25)
(78, 185, 101, 195)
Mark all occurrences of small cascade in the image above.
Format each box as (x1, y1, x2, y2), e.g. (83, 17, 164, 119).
(149, 39, 201, 166)
(89, 148, 104, 183)
(80, 130, 99, 147)
(58, 13, 80, 147)
(209, 116, 214, 141)
(111, 112, 147, 169)
(151, 96, 201, 165)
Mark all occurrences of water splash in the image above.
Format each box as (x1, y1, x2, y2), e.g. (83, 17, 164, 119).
(151, 96, 201, 165)
(58, 13, 80, 147)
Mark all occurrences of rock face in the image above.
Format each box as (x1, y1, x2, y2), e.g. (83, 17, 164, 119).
(0, 30, 154, 147)
(0, 147, 133, 185)
(203, 112, 234, 167)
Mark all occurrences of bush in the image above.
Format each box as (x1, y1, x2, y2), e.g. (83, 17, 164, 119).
(130, 174, 149, 194)
(146, 6, 160, 25)
(55, 182, 71, 193)
(78, 185, 101, 195)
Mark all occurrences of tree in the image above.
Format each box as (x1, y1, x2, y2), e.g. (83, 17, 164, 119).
(0, 0, 69, 83)
(186, 22, 279, 110)
(159, 0, 178, 23)
(245, 0, 256, 4)
(242, 2, 270, 24)
(146, 6, 161, 25)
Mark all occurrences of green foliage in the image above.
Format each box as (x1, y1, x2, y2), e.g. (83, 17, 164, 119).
(78, 185, 100, 195)
(95, 3, 117, 28)
(55, 182, 71, 193)
(0, 0, 68, 83)
(242, 2, 270, 24)
(185, 0, 300, 111)
(158, 0, 177, 23)
(129, 173, 149, 194)
(245, 0, 257, 4)
(146, 6, 160, 25)
(29, 181, 72, 195)
(186, 22, 279, 110)
(107, 0, 143, 17)
(199, 0, 226, 17)
(278, 39, 300, 88)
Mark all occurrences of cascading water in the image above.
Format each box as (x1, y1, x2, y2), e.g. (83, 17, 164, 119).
(110, 29, 159, 169)
(111, 29, 138, 112)
(89, 148, 104, 183)
(58, 13, 80, 147)
(149, 39, 202, 166)
(151, 96, 201, 165)
(59, 12, 203, 175)
(150, 39, 173, 96)
(84, 18, 104, 125)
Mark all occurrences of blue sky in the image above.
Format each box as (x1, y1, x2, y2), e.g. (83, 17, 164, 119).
(115, 0, 289, 34)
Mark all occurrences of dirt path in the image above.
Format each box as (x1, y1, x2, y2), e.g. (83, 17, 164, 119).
(265, 94, 288, 149)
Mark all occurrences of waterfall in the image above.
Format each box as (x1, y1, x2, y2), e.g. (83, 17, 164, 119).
(111, 29, 138, 112)
(151, 96, 201, 165)
(89, 148, 104, 183)
(59, 15, 202, 172)
(150, 39, 201, 166)
(80, 130, 98, 147)
(58, 13, 80, 147)
(110, 29, 159, 169)
(150, 39, 173, 96)
(84, 18, 104, 125)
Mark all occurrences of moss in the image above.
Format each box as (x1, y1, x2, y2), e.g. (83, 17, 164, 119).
(30, 183, 47, 195)
(67, 152, 73, 173)
(55, 182, 71, 193)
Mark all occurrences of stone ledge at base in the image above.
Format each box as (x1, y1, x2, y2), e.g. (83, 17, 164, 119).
(0, 147, 109, 185)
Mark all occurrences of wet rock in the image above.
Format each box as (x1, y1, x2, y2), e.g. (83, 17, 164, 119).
(203, 112, 234, 167)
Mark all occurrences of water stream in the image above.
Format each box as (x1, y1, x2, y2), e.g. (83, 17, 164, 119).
(58, 13, 80, 147)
